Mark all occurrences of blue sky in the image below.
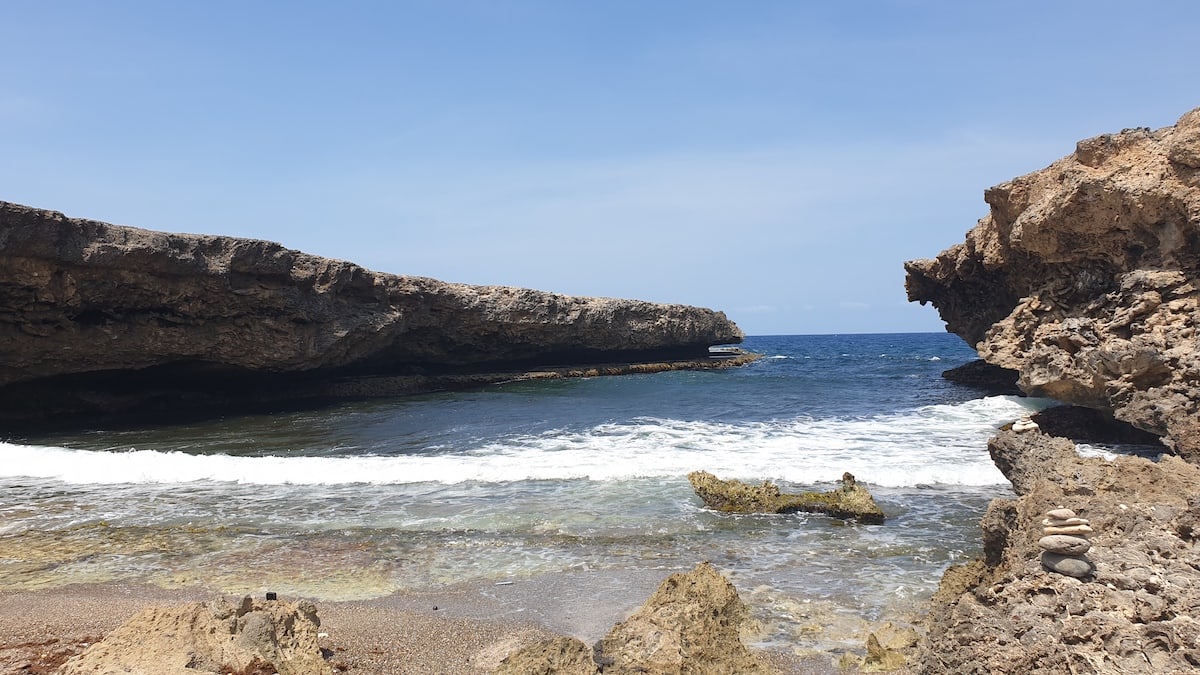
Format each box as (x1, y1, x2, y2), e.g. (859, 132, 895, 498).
(3, 1, 1197, 335)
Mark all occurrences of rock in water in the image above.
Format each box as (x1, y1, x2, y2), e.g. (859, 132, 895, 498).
(58, 596, 332, 675)
(593, 562, 776, 674)
(687, 470, 886, 524)
(0, 201, 745, 421)
(905, 107, 1200, 460)
(1040, 551, 1094, 578)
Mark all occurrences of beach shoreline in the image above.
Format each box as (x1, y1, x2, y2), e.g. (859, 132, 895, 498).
(0, 572, 838, 674)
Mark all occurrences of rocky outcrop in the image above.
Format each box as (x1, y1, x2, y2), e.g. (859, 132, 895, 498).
(914, 430, 1200, 674)
(495, 636, 600, 675)
(905, 108, 1200, 460)
(498, 562, 776, 674)
(939, 359, 1022, 395)
(0, 201, 744, 421)
(58, 596, 332, 675)
(688, 470, 887, 524)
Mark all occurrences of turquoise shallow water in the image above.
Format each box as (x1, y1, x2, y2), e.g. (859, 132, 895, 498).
(0, 333, 1047, 653)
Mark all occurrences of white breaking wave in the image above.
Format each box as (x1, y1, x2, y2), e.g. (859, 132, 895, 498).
(0, 396, 1046, 488)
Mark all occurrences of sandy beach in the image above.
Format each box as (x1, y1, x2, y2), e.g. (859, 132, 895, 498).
(0, 571, 835, 674)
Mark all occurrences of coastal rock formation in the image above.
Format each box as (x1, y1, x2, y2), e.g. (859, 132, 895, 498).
(495, 636, 599, 675)
(498, 562, 776, 674)
(58, 595, 332, 675)
(0, 201, 743, 420)
(688, 470, 887, 524)
(904, 108, 1200, 460)
(914, 429, 1200, 673)
(938, 358, 1021, 395)
(594, 562, 773, 674)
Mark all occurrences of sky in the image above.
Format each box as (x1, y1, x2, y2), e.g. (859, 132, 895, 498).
(3, 1, 1198, 336)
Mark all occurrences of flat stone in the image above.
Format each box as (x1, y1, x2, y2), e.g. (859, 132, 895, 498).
(1041, 551, 1093, 578)
(1042, 517, 1089, 527)
(1046, 508, 1077, 520)
(1043, 524, 1093, 536)
(1039, 535, 1092, 555)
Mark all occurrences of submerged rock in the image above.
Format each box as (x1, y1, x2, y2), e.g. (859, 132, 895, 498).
(905, 108, 1200, 460)
(687, 470, 886, 524)
(58, 595, 332, 675)
(837, 622, 919, 673)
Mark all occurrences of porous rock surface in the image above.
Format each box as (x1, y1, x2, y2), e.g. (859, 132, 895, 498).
(905, 108, 1200, 460)
(498, 561, 776, 674)
(914, 430, 1200, 674)
(58, 596, 332, 675)
(0, 201, 743, 418)
(687, 470, 886, 524)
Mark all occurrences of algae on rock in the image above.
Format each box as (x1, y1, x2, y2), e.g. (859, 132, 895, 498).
(687, 471, 886, 524)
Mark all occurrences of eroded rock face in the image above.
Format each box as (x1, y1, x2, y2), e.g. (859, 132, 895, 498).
(915, 430, 1200, 673)
(58, 596, 332, 675)
(500, 562, 776, 675)
(593, 562, 775, 675)
(905, 108, 1200, 460)
(0, 201, 743, 419)
(687, 470, 886, 524)
(495, 636, 600, 675)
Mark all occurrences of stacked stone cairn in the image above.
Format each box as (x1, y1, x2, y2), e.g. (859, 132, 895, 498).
(1039, 507, 1094, 578)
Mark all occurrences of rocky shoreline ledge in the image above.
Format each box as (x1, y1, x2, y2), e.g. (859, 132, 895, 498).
(907, 107, 1200, 673)
(0, 200, 745, 425)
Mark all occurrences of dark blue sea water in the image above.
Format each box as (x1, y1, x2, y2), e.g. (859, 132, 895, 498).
(0, 333, 1051, 653)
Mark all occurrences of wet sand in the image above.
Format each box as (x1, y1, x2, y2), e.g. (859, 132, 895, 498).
(0, 572, 837, 674)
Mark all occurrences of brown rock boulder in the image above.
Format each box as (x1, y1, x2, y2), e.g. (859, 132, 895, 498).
(905, 108, 1200, 460)
(58, 596, 332, 675)
(688, 470, 886, 524)
(496, 636, 600, 675)
(0, 201, 744, 420)
(496, 563, 776, 674)
(593, 562, 776, 675)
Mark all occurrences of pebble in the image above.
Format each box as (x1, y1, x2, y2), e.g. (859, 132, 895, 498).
(1041, 551, 1094, 578)
(1046, 508, 1076, 520)
(1039, 535, 1092, 555)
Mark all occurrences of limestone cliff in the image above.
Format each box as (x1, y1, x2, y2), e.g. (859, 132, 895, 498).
(0, 201, 743, 420)
(906, 108, 1200, 460)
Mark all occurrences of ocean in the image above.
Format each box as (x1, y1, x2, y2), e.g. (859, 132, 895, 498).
(0, 333, 1052, 654)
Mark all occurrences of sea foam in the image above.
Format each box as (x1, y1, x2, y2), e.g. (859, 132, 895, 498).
(0, 396, 1044, 487)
